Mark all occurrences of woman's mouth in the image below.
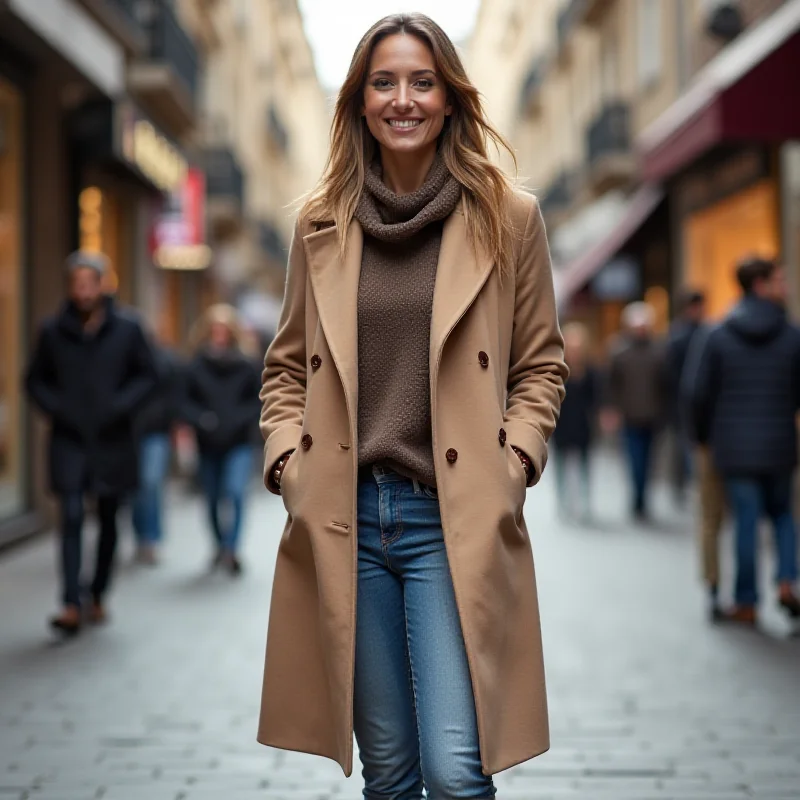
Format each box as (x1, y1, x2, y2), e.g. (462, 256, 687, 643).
(386, 119, 423, 130)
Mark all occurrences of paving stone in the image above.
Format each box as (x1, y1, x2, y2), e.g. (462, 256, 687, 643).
(1, 453, 799, 796)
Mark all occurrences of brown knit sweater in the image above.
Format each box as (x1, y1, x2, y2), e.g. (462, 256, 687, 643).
(354, 156, 461, 487)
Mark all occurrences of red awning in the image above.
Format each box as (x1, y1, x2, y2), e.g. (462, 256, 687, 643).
(637, 0, 800, 182)
(554, 184, 664, 307)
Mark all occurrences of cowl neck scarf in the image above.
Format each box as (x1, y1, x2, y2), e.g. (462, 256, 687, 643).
(354, 154, 461, 243)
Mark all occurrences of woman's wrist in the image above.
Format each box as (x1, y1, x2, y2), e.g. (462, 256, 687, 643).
(272, 450, 294, 490)
(511, 445, 534, 485)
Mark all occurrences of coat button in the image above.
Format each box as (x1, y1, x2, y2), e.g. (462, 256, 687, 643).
(478, 351, 489, 368)
(498, 428, 507, 446)
(310, 354, 322, 370)
(301, 433, 313, 450)
(446, 448, 458, 464)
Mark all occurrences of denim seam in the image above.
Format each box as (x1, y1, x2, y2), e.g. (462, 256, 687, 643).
(382, 483, 404, 549)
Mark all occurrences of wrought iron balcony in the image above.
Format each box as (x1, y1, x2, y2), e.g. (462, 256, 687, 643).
(205, 147, 245, 233)
(519, 57, 547, 115)
(539, 169, 577, 219)
(267, 105, 289, 153)
(586, 102, 635, 192)
(128, 0, 199, 133)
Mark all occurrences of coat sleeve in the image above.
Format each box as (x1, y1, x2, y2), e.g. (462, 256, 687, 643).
(260, 220, 308, 492)
(504, 196, 568, 485)
(105, 322, 158, 427)
(25, 325, 82, 435)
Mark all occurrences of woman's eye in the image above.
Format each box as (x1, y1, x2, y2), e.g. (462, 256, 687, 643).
(372, 79, 393, 89)
(415, 79, 434, 89)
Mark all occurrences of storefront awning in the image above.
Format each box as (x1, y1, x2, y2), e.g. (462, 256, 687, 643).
(554, 184, 664, 308)
(637, 0, 800, 182)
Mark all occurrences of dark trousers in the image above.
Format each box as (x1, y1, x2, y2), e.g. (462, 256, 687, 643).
(724, 474, 798, 607)
(59, 493, 121, 607)
(624, 425, 655, 515)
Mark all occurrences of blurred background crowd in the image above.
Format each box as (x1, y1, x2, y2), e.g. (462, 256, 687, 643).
(0, 0, 799, 626)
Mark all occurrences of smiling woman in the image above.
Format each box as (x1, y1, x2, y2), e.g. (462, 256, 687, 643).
(258, 12, 567, 798)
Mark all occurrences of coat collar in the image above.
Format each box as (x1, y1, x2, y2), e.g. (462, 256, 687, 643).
(302, 202, 494, 417)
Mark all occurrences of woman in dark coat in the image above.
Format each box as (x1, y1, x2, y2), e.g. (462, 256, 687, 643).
(552, 323, 598, 520)
(183, 305, 261, 574)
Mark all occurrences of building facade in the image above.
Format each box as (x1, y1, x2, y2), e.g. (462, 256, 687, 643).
(0, 0, 328, 545)
(469, 0, 800, 345)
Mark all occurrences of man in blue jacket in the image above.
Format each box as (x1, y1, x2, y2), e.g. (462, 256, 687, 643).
(684, 257, 800, 625)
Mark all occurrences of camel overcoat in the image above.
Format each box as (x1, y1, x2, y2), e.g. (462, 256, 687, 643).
(258, 189, 567, 777)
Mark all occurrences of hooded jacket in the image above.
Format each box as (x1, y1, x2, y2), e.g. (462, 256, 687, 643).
(683, 295, 800, 475)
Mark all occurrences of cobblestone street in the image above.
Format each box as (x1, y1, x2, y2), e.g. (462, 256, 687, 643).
(1, 453, 799, 800)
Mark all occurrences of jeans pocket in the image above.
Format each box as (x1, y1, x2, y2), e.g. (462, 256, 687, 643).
(420, 483, 439, 501)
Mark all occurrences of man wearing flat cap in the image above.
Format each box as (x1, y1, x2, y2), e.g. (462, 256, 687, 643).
(25, 251, 157, 635)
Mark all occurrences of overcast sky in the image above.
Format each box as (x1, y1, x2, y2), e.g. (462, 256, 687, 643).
(297, 1, 481, 90)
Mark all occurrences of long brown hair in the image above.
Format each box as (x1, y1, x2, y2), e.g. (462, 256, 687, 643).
(302, 13, 519, 276)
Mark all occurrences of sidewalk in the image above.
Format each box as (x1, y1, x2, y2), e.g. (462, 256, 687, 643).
(1, 452, 799, 800)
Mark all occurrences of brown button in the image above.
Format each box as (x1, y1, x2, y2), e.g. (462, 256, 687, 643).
(478, 351, 489, 368)
(446, 448, 458, 464)
(301, 433, 313, 450)
(498, 428, 507, 446)
(310, 354, 322, 370)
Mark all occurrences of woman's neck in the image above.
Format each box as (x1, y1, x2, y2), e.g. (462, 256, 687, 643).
(379, 145, 437, 195)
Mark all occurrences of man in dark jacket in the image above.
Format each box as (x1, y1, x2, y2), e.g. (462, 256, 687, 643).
(684, 257, 800, 624)
(26, 251, 157, 634)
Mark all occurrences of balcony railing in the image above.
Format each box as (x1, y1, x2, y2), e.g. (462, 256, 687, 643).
(138, 0, 199, 106)
(519, 57, 547, 114)
(267, 104, 289, 153)
(539, 169, 576, 218)
(205, 147, 244, 206)
(587, 102, 630, 165)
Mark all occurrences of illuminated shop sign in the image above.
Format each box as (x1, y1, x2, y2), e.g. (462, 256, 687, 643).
(120, 116, 187, 194)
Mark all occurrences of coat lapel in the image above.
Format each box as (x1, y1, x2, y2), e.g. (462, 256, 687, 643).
(304, 221, 363, 421)
(430, 206, 495, 372)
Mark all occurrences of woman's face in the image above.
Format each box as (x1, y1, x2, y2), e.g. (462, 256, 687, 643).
(362, 33, 451, 158)
(209, 321, 233, 350)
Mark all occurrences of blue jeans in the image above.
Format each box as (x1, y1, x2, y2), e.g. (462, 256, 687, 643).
(354, 466, 495, 800)
(725, 475, 799, 607)
(131, 433, 171, 545)
(198, 445, 253, 553)
(624, 425, 655, 514)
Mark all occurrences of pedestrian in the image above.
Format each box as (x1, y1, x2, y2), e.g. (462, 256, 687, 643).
(607, 301, 667, 520)
(684, 256, 800, 625)
(667, 289, 726, 621)
(258, 13, 567, 795)
(131, 341, 185, 566)
(25, 251, 157, 635)
(552, 322, 597, 521)
(666, 289, 706, 502)
(183, 304, 261, 576)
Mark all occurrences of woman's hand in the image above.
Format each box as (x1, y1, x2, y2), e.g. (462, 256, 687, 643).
(272, 450, 295, 491)
(511, 445, 534, 485)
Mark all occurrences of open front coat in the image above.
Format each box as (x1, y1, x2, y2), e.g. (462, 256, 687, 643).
(258, 189, 567, 777)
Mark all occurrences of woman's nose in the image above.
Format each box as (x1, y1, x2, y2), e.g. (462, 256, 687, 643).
(392, 85, 414, 111)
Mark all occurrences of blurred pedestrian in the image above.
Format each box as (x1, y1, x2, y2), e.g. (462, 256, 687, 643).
(607, 301, 667, 520)
(258, 13, 566, 794)
(666, 289, 706, 502)
(25, 251, 157, 635)
(552, 322, 597, 520)
(684, 257, 800, 625)
(184, 305, 261, 576)
(131, 342, 185, 566)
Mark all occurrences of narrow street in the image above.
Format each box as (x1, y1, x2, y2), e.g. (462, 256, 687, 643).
(1, 454, 799, 800)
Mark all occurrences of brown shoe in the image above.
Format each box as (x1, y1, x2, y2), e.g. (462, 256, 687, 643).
(49, 605, 82, 636)
(723, 606, 757, 626)
(87, 601, 108, 625)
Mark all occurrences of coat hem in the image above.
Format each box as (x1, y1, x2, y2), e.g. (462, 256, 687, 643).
(256, 734, 353, 778)
(485, 740, 550, 776)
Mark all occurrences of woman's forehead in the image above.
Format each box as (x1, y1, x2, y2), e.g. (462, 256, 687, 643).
(369, 34, 436, 71)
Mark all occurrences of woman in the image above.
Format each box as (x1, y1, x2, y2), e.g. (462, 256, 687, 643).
(259, 13, 566, 797)
(184, 305, 261, 575)
(551, 323, 597, 520)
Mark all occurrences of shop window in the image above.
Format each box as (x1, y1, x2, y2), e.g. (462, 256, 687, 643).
(0, 77, 24, 518)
